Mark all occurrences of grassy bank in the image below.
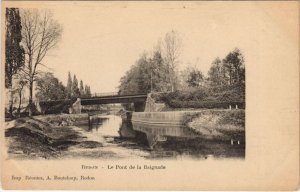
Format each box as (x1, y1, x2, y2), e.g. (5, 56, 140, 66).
(5, 114, 102, 159)
(183, 109, 245, 142)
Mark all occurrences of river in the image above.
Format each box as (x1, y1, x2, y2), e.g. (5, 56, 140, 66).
(61, 115, 245, 160)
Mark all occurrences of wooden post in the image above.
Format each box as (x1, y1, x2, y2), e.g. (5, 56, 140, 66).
(88, 114, 91, 129)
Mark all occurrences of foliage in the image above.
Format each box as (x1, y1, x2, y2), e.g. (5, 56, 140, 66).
(152, 84, 245, 109)
(5, 8, 25, 88)
(223, 48, 245, 85)
(72, 75, 80, 98)
(5, 8, 25, 118)
(41, 100, 73, 114)
(79, 80, 84, 96)
(119, 30, 184, 95)
(186, 68, 204, 87)
(84, 85, 92, 97)
(67, 72, 91, 98)
(35, 72, 67, 101)
(208, 49, 245, 86)
(119, 51, 171, 95)
(208, 57, 226, 86)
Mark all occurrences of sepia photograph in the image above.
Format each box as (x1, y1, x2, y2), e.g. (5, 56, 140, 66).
(4, 4, 245, 160)
(1, 1, 298, 190)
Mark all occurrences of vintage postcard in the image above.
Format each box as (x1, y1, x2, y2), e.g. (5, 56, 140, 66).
(1, 1, 299, 190)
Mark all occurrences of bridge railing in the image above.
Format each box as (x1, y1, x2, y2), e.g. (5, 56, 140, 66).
(90, 92, 148, 98)
(92, 92, 119, 97)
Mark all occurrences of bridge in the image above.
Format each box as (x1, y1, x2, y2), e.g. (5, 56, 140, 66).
(80, 93, 148, 112)
(38, 92, 149, 113)
(81, 94, 147, 105)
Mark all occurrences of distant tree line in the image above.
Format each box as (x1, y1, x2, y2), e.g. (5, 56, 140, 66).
(208, 48, 245, 86)
(119, 30, 245, 109)
(157, 48, 246, 109)
(66, 72, 91, 99)
(35, 72, 92, 101)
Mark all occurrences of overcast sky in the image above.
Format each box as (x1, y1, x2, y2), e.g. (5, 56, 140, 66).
(10, 1, 297, 94)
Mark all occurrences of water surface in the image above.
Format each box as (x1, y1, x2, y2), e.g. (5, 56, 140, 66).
(65, 115, 245, 160)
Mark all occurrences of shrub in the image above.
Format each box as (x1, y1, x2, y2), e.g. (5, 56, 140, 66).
(151, 84, 245, 109)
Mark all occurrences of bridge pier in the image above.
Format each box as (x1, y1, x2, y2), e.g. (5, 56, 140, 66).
(69, 98, 82, 114)
(134, 102, 146, 112)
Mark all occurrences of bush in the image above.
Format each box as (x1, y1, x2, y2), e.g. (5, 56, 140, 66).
(41, 100, 73, 114)
(151, 84, 245, 109)
(167, 100, 245, 109)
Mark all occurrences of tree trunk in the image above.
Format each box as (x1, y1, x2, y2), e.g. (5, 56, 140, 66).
(236, 69, 240, 84)
(28, 82, 33, 116)
(17, 91, 22, 117)
(9, 85, 14, 118)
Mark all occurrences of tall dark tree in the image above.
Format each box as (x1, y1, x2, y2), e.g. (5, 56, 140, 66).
(66, 72, 72, 98)
(79, 80, 84, 96)
(72, 75, 80, 98)
(85, 85, 91, 97)
(5, 8, 25, 117)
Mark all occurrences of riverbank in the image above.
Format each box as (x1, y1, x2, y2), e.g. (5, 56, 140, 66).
(184, 109, 245, 142)
(132, 109, 245, 142)
(5, 114, 104, 159)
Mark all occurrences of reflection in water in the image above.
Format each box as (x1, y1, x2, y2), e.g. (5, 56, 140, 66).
(88, 115, 120, 137)
(85, 115, 245, 159)
(132, 122, 199, 148)
(119, 120, 136, 138)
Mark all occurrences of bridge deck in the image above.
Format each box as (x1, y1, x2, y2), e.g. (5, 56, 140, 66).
(39, 94, 148, 106)
(81, 94, 147, 105)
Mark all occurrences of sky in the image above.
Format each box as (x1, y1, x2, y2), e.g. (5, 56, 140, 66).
(6, 1, 298, 94)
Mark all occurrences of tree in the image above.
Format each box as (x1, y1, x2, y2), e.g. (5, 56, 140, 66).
(79, 80, 84, 96)
(163, 30, 182, 92)
(119, 51, 171, 95)
(14, 74, 27, 117)
(149, 51, 171, 92)
(5, 8, 25, 117)
(119, 54, 148, 95)
(20, 9, 62, 116)
(66, 72, 72, 98)
(186, 68, 204, 87)
(223, 48, 245, 85)
(35, 72, 67, 101)
(72, 75, 80, 98)
(85, 85, 91, 97)
(208, 57, 227, 86)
